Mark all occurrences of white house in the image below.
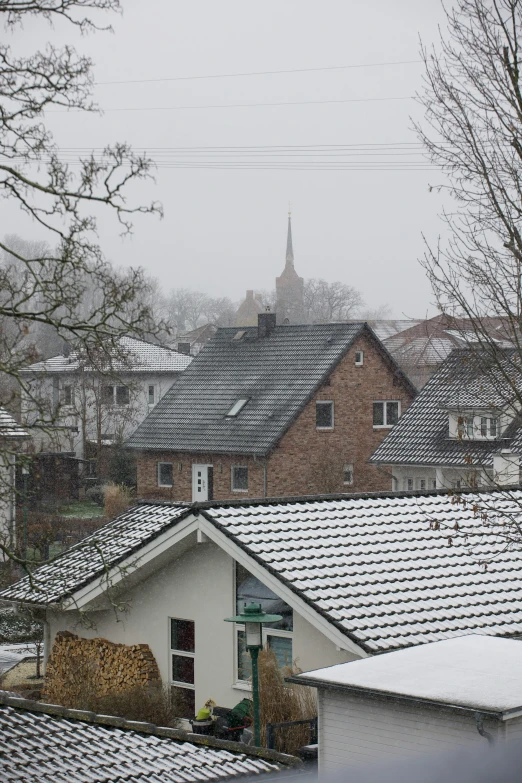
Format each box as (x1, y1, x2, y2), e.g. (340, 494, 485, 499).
(290, 635, 522, 776)
(3, 489, 522, 719)
(20, 336, 192, 461)
(371, 347, 522, 490)
(0, 408, 29, 547)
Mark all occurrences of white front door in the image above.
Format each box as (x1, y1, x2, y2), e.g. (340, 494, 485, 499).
(192, 464, 212, 502)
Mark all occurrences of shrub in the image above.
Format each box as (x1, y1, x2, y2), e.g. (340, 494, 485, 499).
(258, 647, 317, 755)
(103, 483, 134, 520)
(45, 664, 180, 727)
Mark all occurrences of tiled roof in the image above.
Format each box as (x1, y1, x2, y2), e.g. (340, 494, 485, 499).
(371, 348, 522, 468)
(0, 692, 291, 781)
(125, 322, 410, 455)
(0, 504, 189, 605)
(5, 490, 522, 653)
(0, 408, 28, 439)
(22, 337, 192, 374)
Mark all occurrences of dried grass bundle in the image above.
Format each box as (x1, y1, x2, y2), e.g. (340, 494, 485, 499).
(258, 646, 317, 754)
(103, 483, 134, 520)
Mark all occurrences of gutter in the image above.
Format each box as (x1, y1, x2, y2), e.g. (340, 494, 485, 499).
(286, 675, 503, 722)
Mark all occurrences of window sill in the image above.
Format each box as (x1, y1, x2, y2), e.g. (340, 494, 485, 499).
(316, 427, 334, 431)
(158, 484, 173, 489)
(373, 425, 394, 429)
(233, 681, 252, 692)
(232, 489, 249, 493)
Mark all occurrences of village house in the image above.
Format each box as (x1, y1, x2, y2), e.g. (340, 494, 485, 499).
(124, 315, 416, 502)
(370, 346, 522, 490)
(290, 635, 522, 775)
(3, 488, 522, 721)
(0, 408, 29, 547)
(20, 336, 192, 472)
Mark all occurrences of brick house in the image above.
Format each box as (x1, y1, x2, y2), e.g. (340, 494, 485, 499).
(125, 314, 416, 501)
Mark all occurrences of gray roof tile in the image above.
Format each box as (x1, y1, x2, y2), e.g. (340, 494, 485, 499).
(371, 348, 522, 467)
(125, 322, 368, 455)
(5, 490, 522, 653)
(22, 337, 192, 374)
(0, 693, 288, 781)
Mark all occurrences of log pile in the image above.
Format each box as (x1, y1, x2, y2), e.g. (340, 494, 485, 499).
(43, 631, 161, 706)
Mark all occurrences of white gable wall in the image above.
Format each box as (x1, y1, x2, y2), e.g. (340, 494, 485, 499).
(47, 538, 358, 710)
(318, 689, 498, 775)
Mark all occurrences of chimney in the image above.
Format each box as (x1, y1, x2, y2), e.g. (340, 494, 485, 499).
(177, 342, 191, 356)
(258, 312, 277, 338)
(246, 289, 254, 299)
(493, 449, 520, 486)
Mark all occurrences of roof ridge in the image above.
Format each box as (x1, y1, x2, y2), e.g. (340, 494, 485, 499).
(0, 692, 300, 766)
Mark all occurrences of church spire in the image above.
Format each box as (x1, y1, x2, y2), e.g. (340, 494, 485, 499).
(286, 210, 294, 267)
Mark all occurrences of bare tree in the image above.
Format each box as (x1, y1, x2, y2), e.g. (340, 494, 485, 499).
(303, 278, 363, 323)
(414, 0, 522, 547)
(0, 0, 165, 567)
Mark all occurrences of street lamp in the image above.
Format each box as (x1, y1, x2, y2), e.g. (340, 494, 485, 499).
(224, 601, 282, 747)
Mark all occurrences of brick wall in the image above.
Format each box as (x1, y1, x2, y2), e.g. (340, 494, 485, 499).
(137, 451, 266, 502)
(266, 334, 413, 495)
(136, 334, 414, 501)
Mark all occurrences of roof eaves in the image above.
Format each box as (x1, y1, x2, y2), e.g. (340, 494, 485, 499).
(198, 507, 372, 657)
(4, 504, 195, 607)
(284, 675, 503, 719)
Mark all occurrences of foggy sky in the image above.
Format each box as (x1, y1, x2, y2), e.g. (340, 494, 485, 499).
(7, 0, 451, 318)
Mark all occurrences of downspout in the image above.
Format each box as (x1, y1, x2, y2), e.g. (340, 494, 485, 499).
(263, 460, 267, 499)
(475, 712, 495, 745)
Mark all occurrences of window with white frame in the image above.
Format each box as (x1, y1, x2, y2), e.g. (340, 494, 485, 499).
(354, 350, 364, 366)
(455, 414, 499, 440)
(226, 398, 249, 417)
(316, 401, 334, 429)
(103, 384, 130, 406)
(148, 384, 156, 405)
(158, 462, 173, 487)
(232, 466, 248, 492)
(343, 464, 354, 485)
(373, 401, 400, 428)
(235, 563, 293, 683)
(170, 618, 195, 719)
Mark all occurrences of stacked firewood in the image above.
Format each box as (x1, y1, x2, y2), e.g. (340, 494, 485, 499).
(43, 630, 161, 705)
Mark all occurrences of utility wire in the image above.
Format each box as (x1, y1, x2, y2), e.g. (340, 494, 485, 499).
(95, 59, 423, 86)
(49, 95, 414, 113)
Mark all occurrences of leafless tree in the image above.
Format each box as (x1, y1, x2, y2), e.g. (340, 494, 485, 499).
(0, 0, 165, 568)
(414, 0, 522, 546)
(303, 278, 363, 323)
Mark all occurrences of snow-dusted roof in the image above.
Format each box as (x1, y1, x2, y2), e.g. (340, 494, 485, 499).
(0, 691, 291, 781)
(292, 635, 522, 715)
(0, 408, 29, 439)
(5, 490, 522, 653)
(22, 336, 192, 374)
(371, 348, 522, 468)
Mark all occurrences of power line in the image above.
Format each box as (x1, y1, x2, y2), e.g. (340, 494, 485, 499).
(49, 95, 414, 113)
(95, 59, 423, 86)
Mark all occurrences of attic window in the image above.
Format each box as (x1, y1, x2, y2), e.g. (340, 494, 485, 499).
(226, 398, 249, 417)
(232, 330, 246, 341)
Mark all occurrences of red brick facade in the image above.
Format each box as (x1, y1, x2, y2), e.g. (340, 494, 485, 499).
(137, 334, 414, 501)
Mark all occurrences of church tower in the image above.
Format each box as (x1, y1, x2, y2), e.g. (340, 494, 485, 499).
(275, 213, 305, 324)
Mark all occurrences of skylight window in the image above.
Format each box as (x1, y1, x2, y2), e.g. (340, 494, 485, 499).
(226, 398, 249, 417)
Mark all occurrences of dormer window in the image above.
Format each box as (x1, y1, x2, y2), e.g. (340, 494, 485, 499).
(226, 398, 249, 417)
(451, 412, 500, 440)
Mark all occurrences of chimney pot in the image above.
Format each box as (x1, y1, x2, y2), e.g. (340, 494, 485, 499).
(258, 312, 277, 338)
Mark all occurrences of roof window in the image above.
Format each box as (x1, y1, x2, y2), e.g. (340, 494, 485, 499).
(226, 398, 249, 417)
(232, 330, 246, 341)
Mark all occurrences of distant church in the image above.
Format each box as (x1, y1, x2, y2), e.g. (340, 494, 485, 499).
(234, 214, 305, 327)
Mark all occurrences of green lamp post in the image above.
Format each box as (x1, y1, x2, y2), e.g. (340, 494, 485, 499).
(224, 601, 282, 746)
